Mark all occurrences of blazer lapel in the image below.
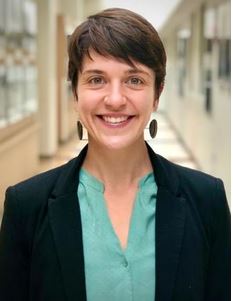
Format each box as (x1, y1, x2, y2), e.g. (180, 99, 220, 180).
(155, 187, 186, 301)
(48, 146, 88, 301)
(146, 143, 186, 301)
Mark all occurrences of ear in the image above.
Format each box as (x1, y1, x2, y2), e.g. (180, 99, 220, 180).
(153, 83, 164, 111)
(73, 96, 79, 112)
(153, 98, 159, 112)
(158, 82, 164, 98)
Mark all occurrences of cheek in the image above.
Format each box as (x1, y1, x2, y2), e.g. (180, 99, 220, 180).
(75, 90, 90, 110)
(77, 88, 101, 107)
(76, 102, 89, 118)
(73, 97, 87, 120)
(138, 93, 155, 112)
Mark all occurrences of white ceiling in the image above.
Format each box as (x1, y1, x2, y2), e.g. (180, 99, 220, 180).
(101, 0, 182, 30)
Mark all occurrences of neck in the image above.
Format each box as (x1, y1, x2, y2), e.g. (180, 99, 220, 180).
(83, 140, 152, 190)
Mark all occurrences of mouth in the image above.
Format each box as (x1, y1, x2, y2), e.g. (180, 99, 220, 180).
(97, 115, 135, 126)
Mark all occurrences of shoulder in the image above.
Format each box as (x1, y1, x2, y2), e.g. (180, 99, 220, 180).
(173, 160, 223, 194)
(1, 156, 82, 252)
(153, 151, 229, 215)
(176, 163, 227, 214)
(2, 145, 88, 225)
(155, 152, 225, 196)
(155, 153, 230, 240)
(157, 153, 229, 224)
(4, 157, 78, 215)
(8, 159, 73, 194)
(147, 143, 223, 197)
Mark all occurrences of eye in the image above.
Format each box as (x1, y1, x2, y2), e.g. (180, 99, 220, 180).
(89, 77, 105, 85)
(127, 77, 143, 86)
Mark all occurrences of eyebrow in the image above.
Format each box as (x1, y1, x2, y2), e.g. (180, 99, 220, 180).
(81, 68, 152, 77)
(82, 70, 104, 75)
(127, 69, 151, 77)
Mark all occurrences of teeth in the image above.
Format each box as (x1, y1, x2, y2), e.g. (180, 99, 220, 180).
(102, 116, 128, 124)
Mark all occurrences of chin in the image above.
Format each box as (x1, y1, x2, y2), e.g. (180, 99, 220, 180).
(98, 135, 142, 151)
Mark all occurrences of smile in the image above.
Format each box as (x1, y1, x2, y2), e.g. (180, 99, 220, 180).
(98, 115, 134, 126)
(103, 116, 129, 124)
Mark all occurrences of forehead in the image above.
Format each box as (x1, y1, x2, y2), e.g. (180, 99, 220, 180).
(80, 50, 154, 77)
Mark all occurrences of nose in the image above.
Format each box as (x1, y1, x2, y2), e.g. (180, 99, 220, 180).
(104, 83, 126, 110)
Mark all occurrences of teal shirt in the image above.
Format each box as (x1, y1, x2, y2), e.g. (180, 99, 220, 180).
(77, 169, 157, 301)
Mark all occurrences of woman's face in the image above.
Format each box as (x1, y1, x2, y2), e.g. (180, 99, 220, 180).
(75, 50, 159, 150)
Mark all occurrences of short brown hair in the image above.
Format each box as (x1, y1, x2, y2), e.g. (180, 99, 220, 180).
(68, 8, 166, 98)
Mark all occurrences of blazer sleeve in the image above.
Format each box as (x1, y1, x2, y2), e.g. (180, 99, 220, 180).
(0, 186, 29, 301)
(204, 178, 231, 301)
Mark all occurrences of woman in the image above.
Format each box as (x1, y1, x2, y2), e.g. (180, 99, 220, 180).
(0, 8, 230, 301)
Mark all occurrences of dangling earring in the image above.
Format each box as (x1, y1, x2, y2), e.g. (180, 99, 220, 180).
(149, 119, 157, 138)
(77, 121, 83, 140)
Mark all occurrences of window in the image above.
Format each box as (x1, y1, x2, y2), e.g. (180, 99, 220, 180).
(201, 6, 216, 114)
(176, 27, 191, 97)
(216, 2, 230, 81)
(0, 0, 37, 129)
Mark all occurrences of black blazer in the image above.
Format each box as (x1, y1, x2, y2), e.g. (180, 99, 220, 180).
(0, 144, 230, 301)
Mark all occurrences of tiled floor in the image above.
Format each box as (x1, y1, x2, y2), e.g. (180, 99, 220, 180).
(39, 111, 198, 173)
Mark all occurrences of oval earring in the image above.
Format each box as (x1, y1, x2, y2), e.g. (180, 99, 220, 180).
(149, 119, 157, 138)
(77, 121, 83, 140)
